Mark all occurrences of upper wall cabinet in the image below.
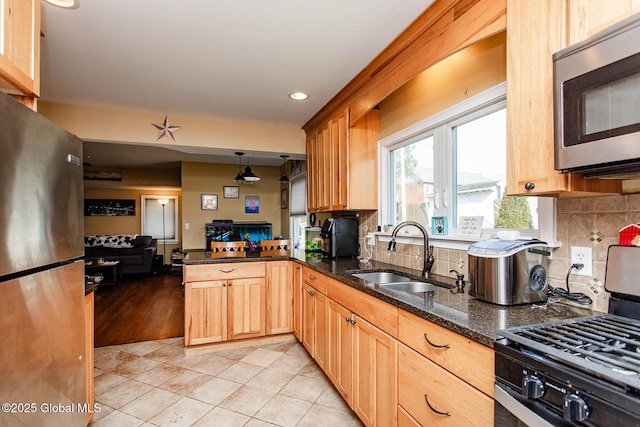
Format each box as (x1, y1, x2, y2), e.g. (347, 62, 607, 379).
(505, 0, 631, 196)
(307, 109, 379, 213)
(0, 0, 40, 98)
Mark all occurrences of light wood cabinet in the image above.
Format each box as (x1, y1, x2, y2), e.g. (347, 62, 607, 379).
(292, 263, 303, 341)
(353, 315, 397, 427)
(567, 0, 640, 44)
(184, 262, 266, 346)
(227, 277, 265, 340)
(327, 299, 354, 406)
(307, 108, 379, 212)
(302, 281, 328, 369)
(84, 292, 94, 425)
(398, 343, 493, 426)
(398, 310, 494, 397)
(0, 0, 40, 97)
(266, 261, 293, 335)
(330, 109, 349, 211)
(305, 131, 319, 213)
(506, 0, 622, 196)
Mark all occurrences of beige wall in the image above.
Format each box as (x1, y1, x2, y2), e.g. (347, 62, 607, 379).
(378, 32, 506, 139)
(38, 102, 306, 156)
(181, 162, 287, 250)
(84, 186, 182, 256)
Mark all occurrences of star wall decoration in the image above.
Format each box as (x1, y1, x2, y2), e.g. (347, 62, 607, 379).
(151, 115, 181, 142)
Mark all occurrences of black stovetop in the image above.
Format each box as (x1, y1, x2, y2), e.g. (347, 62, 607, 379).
(499, 314, 640, 391)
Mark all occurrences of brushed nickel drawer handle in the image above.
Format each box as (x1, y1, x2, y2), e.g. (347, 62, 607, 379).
(220, 269, 235, 273)
(424, 333, 450, 349)
(424, 394, 450, 416)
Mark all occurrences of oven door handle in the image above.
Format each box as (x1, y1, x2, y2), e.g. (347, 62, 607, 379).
(494, 383, 557, 427)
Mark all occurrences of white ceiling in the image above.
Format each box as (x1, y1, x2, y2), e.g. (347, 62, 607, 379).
(39, 0, 432, 168)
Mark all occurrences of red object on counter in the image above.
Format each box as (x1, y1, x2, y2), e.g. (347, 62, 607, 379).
(619, 224, 640, 246)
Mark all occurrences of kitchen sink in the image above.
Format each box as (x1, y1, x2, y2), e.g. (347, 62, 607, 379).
(379, 281, 451, 293)
(350, 271, 412, 284)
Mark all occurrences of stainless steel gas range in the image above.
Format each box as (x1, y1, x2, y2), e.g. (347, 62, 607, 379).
(494, 245, 640, 426)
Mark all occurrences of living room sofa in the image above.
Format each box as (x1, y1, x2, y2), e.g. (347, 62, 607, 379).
(84, 234, 157, 275)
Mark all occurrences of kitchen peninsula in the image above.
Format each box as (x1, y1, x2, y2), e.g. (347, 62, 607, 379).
(183, 251, 597, 426)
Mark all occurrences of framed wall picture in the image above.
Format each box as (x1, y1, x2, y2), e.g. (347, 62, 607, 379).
(431, 216, 448, 236)
(84, 199, 135, 216)
(245, 196, 259, 214)
(223, 186, 239, 199)
(201, 194, 218, 210)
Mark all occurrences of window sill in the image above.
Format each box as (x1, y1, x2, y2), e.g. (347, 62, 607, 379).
(375, 230, 561, 251)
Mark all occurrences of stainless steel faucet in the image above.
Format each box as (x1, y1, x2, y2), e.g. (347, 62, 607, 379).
(388, 221, 434, 278)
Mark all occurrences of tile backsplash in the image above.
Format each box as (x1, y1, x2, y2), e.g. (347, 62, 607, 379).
(358, 193, 640, 313)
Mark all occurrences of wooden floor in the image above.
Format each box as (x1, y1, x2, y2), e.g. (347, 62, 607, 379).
(94, 272, 184, 347)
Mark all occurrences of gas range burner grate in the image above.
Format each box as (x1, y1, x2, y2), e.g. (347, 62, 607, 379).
(499, 314, 640, 391)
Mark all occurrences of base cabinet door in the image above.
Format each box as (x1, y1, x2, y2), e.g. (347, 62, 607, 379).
(398, 343, 493, 426)
(302, 283, 315, 355)
(327, 299, 354, 406)
(302, 282, 328, 370)
(292, 263, 303, 341)
(185, 280, 227, 346)
(353, 316, 397, 427)
(266, 261, 293, 335)
(227, 277, 265, 340)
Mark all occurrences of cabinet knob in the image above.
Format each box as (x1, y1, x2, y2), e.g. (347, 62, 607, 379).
(524, 182, 535, 190)
(308, 291, 315, 296)
(222, 283, 226, 287)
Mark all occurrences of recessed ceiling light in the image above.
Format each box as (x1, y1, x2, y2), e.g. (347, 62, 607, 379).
(43, 0, 80, 9)
(288, 92, 309, 101)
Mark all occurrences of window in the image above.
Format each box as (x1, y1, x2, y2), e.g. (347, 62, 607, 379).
(381, 83, 548, 239)
(289, 175, 307, 249)
(141, 195, 178, 244)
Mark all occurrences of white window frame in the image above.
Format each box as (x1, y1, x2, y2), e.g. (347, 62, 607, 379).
(141, 195, 179, 244)
(378, 82, 556, 250)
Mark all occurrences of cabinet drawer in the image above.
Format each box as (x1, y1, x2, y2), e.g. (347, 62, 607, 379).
(302, 266, 327, 294)
(398, 343, 493, 427)
(184, 262, 266, 282)
(327, 276, 398, 337)
(398, 310, 494, 397)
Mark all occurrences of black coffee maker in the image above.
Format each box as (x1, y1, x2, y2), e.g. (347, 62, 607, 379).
(320, 218, 359, 258)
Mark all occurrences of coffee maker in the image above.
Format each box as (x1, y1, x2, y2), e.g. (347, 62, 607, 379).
(320, 218, 359, 258)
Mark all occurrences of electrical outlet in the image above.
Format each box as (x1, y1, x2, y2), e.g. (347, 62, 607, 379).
(570, 246, 592, 277)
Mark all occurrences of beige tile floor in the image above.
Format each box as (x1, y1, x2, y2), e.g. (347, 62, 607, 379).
(89, 338, 363, 427)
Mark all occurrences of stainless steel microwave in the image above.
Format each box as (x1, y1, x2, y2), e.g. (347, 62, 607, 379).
(554, 13, 640, 178)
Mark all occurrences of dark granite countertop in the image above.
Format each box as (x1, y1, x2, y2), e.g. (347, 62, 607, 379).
(85, 283, 98, 295)
(184, 250, 601, 348)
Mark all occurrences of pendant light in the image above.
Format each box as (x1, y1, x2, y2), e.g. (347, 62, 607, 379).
(234, 152, 246, 185)
(278, 155, 290, 183)
(242, 157, 260, 183)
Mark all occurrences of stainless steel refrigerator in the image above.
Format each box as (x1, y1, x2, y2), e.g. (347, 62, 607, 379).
(0, 92, 86, 426)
